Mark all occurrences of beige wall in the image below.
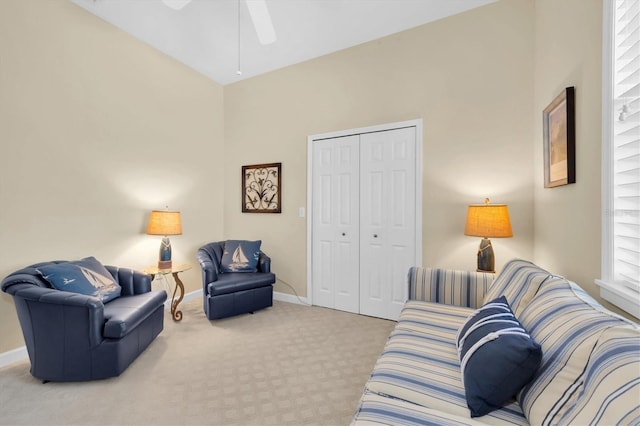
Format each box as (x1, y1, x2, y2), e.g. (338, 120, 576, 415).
(532, 0, 622, 312)
(224, 0, 535, 298)
(2, 0, 623, 357)
(0, 0, 225, 352)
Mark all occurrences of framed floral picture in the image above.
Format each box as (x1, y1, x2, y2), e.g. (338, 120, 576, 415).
(242, 163, 281, 213)
(543, 86, 576, 188)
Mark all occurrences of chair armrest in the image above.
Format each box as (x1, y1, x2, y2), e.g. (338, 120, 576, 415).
(258, 251, 271, 273)
(105, 266, 151, 296)
(197, 248, 220, 301)
(10, 284, 104, 348)
(407, 266, 494, 308)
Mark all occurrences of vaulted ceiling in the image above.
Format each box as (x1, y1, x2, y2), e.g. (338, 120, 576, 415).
(72, 0, 496, 85)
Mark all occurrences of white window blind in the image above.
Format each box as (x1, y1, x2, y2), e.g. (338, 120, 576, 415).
(598, 0, 640, 318)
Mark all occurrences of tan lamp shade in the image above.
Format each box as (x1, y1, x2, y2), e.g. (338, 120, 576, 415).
(464, 201, 513, 238)
(146, 210, 182, 236)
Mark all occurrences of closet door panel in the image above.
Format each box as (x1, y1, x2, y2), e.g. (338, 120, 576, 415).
(359, 127, 416, 320)
(312, 136, 359, 313)
(312, 144, 335, 309)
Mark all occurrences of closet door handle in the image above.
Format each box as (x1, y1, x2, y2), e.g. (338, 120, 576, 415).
(341, 232, 346, 236)
(373, 234, 378, 238)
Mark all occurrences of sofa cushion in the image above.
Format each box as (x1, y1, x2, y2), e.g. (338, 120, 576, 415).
(395, 299, 475, 337)
(352, 390, 487, 426)
(456, 296, 542, 417)
(36, 257, 121, 303)
(103, 290, 167, 339)
(220, 240, 261, 272)
(558, 325, 640, 425)
(366, 301, 528, 425)
(516, 279, 632, 425)
(483, 259, 552, 316)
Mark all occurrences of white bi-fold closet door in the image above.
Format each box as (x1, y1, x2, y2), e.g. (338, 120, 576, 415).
(309, 122, 421, 321)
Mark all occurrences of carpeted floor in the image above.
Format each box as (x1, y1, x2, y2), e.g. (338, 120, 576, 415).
(0, 298, 395, 426)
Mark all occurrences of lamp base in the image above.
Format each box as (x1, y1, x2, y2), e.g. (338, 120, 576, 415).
(158, 236, 173, 272)
(476, 238, 495, 273)
(158, 260, 172, 271)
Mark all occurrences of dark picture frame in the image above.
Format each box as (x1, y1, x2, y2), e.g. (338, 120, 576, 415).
(543, 86, 576, 188)
(242, 162, 281, 213)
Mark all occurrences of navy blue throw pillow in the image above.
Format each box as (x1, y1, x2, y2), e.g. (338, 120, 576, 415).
(456, 296, 542, 417)
(37, 256, 121, 303)
(220, 240, 261, 272)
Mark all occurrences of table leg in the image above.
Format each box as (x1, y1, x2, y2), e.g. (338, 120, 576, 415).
(170, 272, 185, 321)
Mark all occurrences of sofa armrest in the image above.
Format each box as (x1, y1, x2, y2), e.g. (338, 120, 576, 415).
(258, 251, 271, 273)
(407, 267, 494, 308)
(105, 266, 151, 296)
(9, 284, 104, 349)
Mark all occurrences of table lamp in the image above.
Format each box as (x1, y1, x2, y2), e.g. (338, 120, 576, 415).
(146, 208, 182, 271)
(464, 198, 513, 273)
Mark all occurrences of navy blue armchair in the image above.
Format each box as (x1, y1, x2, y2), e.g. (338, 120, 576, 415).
(1, 261, 166, 382)
(197, 241, 276, 320)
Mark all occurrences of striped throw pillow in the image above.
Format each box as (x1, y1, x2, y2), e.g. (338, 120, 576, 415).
(456, 296, 542, 417)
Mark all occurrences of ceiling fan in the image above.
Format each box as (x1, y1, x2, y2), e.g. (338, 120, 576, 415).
(161, 0, 277, 45)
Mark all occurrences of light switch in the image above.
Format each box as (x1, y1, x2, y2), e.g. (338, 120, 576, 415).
(298, 207, 305, 218)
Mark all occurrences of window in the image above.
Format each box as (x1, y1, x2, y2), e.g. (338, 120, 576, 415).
(597, 0, 640, 319)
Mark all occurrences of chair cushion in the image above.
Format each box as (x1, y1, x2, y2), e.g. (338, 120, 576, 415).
(456, 296, 542, 417)
(207, 272, 275, 296)
(220, 240, 261, 272)
(36, 256, 121, 303)
(103, 291, 167, 339)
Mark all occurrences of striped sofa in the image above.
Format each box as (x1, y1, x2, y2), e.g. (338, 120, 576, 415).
(352, 259, 640, 425)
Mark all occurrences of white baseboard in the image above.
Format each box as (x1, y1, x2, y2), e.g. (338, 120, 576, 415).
(0, 345, 28, 368)
(274, 291, 310, 306)
(171, 289, 310, 306)
(182, 289, 202, 303)
(176, 288, 310, 306)
(0, 289, 303, 368)
(164, 289, 202, 308)
(175, 289, 309, 306)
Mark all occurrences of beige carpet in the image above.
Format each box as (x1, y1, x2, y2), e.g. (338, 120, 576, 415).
(0, 299, 395, 426)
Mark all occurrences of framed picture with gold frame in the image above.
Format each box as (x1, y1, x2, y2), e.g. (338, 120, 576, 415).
(543, 86, 576, 188)
(242, 162, 281, 213)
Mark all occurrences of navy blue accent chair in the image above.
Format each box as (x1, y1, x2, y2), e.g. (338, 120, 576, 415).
(197, 241, 276, 320)
(1, 261, 167, 382)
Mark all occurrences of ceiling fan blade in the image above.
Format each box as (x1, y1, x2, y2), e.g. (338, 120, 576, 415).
(161, 0, 192, 11)
(246, 0, 277, 45)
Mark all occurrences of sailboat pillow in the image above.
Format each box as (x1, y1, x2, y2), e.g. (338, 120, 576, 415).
(221, 240, 262, 273)
(36, 256, 121, 303)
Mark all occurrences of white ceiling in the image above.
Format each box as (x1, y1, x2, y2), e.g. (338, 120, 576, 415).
(71, 0, 496, 85)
